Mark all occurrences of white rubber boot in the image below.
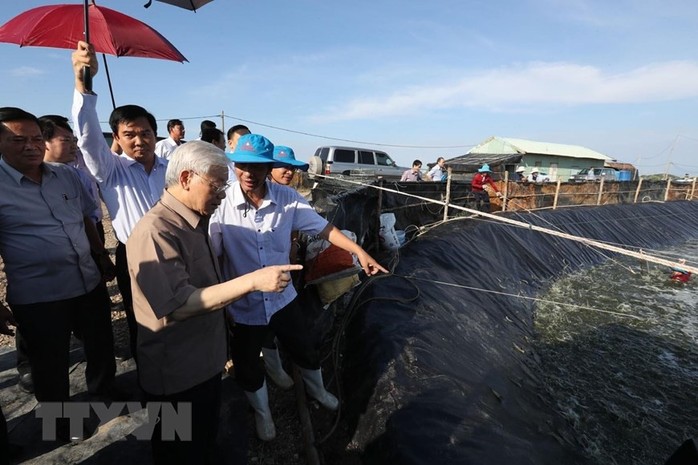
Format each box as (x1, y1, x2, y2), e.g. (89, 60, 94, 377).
(300, 368, 339, 411)
(244, 381, 276, 441)
(262, 347, 294, 390)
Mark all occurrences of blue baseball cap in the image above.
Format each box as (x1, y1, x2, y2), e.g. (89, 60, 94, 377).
(273, 146, 309, 172)
(226, 134, 276, 164)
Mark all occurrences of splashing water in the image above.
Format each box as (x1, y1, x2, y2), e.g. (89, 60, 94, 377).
(534, 240, 698, 464)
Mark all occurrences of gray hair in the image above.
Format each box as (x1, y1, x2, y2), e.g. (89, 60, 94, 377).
(165, 140, 229, 187)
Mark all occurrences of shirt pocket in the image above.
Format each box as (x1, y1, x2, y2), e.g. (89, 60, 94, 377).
(48, 192, 84, 226)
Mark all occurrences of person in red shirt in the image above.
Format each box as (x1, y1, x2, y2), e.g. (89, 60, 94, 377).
(471, 164, 502, 212)
(670, 259, 692, 284)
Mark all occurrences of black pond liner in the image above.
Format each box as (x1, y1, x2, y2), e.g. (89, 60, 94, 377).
(336, 200, 698, 465)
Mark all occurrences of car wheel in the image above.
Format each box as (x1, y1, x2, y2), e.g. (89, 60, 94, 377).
(307, 156, 324, 179)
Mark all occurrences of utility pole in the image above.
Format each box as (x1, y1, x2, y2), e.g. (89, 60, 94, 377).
(633, 156, 641, 180)
(664, 136, 678, 180)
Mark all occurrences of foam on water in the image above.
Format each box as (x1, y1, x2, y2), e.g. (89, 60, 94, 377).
(534, 240, 698, 464)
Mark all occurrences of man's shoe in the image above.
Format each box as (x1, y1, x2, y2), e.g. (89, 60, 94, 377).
(17, 372, 34, 394)
(115, 351, 133, 362)
(224, 359, 236, 378)
(56, 418, 95, 443)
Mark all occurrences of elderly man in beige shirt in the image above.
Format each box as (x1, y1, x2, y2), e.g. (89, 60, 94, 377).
(126, 141, 300, 465)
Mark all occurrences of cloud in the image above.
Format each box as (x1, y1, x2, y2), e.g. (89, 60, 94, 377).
(310, 61, 698, 122)
(8, 66, 44, 77)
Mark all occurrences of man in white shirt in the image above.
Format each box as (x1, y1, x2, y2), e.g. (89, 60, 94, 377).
(72, 40, 168, 362)
(154, 119, 185, 159)
(226, 124, 250, 152)
(210, 134, 387, 442)
(0, 107, 117, 441)
(427, 157, 447, 181)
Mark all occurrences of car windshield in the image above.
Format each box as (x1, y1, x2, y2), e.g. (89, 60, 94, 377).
(375, 152, 394, 166)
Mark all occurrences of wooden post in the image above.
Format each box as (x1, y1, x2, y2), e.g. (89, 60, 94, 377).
(665, 179, 671, 202)
(691, 178, 697, 200)
(443, 167, 452, 221)
(292, 366, 322, 465)
(597, 178, 604, 205)
(633, 178, 643, 203)
(502, 171, 509, 212)
(553, 179, 561, 210)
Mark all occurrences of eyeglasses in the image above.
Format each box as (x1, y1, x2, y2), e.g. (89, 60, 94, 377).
(192, 171, 232, 195)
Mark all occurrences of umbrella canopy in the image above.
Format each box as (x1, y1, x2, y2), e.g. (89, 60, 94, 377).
(0, 3, 187, 62)
(145, 0, 214, 11)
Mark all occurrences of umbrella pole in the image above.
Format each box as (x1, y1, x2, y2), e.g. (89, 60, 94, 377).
(82, 0, 93, 92)
(101, 54, 117, 110)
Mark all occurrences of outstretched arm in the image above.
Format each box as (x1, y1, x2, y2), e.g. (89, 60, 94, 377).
(172, 264, 303, 320)
(320, 224, 388, 276)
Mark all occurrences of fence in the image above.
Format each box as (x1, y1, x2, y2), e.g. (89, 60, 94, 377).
(499, 174, 697, 212)
(306, 171, 698, 254)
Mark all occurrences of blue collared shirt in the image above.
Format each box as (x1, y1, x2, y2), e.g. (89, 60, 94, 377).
(72, 90, 168, 243)
(209, 181, 328, 325)
(74, 166, 102, 223)
(0, 160, 100, 305)
(427, 165, 445, 181)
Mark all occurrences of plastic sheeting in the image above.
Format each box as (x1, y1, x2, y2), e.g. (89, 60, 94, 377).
(311, 178, 476, 248)
(337, 201, 698, 465)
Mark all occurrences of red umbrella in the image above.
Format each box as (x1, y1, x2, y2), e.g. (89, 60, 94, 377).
(0, 3, 187, 60)
(0, 2, 187, 107)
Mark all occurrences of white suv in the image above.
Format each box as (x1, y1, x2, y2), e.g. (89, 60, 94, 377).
(309, 146, 407, 179)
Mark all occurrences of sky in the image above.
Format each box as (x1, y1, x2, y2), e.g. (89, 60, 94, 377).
(1, 0, 698, 176)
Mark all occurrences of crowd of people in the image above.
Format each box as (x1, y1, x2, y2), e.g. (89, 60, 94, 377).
(0, 41, 387, 465)
(0, 38, 569, 464)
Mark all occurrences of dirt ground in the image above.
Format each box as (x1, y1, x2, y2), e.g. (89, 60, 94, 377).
(0, 209, 345, 465)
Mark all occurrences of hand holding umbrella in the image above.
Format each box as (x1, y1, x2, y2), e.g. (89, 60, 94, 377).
(73, 40, 98, 95)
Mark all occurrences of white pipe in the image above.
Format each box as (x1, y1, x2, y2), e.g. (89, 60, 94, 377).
(312, 174, 698, 274)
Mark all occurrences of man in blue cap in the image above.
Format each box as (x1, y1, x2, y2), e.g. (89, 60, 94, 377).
(256, 145, 311, 391)
(210, 134, 387, 441)
(471, 163, 502, 212)
(269, 145, 308, 186)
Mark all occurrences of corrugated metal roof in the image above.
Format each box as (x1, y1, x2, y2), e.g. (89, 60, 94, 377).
(443, 153, 523, 172)
(468, 136, 614, 161)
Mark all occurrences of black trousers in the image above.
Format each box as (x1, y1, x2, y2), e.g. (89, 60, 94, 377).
(15, 329, 30, 376)
(230, 298, 320, 392)
(146, 374, 222, 465)
(0, 406, 8, 465)
(17, 224, 110, 376)
(472, 190, 491, 212)
(10, 285, 116, 402)
(116, 241, 138, 360)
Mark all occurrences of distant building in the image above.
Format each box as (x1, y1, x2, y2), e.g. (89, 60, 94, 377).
(445, 136, 619, 182)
